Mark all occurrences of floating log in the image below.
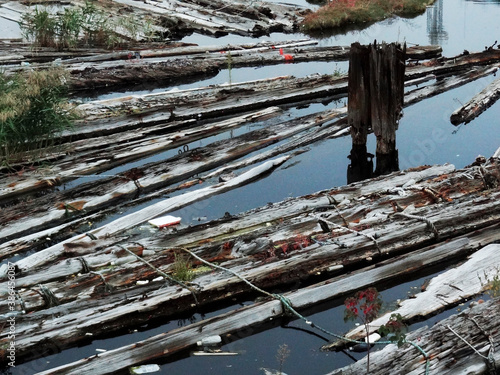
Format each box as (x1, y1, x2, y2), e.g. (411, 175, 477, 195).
(325, 295, 500, 375)
(405, 65, 499, 106)
(322, 243, 500, 350)
(450, 75, 500, 125)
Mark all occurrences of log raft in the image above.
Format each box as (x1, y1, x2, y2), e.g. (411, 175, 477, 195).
(1, 42, 442, 91)
(33, 241, 500, 375)
(3, 50, 499, 251)
(1, 154, 499, 366)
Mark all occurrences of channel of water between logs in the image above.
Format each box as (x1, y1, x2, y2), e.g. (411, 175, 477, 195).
(6, 0, 500, 373)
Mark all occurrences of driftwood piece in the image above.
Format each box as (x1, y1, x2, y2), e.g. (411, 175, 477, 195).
(450, 75, 500, 125)
(326, 296, 500, 375)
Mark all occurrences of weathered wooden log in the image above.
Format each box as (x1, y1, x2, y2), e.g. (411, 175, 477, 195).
(405, 48, 500, 80)
(405, 65, 499, 106)
(322, 243, 500, 350)
(325, 296, 500, 375)
(450, 75, 500, 125)
(29, 241, 499, 375)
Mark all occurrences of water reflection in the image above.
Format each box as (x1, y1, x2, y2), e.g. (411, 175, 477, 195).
(347, 145, 374, 183)
(347, 145, 399, 183)
(427, 0, 448, 45)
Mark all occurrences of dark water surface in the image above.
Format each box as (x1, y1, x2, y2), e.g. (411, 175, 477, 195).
(8, 0, 500, 373)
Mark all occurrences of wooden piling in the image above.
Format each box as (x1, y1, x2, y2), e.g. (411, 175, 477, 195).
(348, 41, 405, 177)
(348, 42, 371, 147)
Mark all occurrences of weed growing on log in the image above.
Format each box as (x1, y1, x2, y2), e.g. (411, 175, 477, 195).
(20, 1, 157, 50)
(344, 287, 382, 374)
(276, 343, 290, 375)
(172, 253, 195, 282)
(478, 267, 500, 298)
(301, 0, 433, 33)
(226, 51, 233, 85)
(379, 313, 407, 347)
(0, 68, 75, 164)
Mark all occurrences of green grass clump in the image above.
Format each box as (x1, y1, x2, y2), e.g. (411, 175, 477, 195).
(0, 68, 74, 164)
(20, 1, 156, 50)
(172, 254, 195, 282)
(301, 0, 434, 33)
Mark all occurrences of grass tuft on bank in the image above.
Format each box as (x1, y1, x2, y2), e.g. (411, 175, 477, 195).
(20, 1, 156, 50)
(0, 68, 75, 165)
(301, 0, 434, 32)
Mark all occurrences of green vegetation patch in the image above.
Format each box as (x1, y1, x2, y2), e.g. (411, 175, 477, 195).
(0, 68, 75, 164)
(302, 0, 434, 33)
(20, 1, 156, 50)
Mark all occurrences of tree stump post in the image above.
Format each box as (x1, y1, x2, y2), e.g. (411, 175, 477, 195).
(347, 41, 405, 179)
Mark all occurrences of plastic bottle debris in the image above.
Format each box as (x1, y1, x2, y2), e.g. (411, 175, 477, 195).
(148, 215, 181, 228)
(129, 364, 160, 374)
(196, 335, 222, 348)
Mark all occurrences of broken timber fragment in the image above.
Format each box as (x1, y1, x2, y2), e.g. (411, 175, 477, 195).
(450, 74, 500, 125)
